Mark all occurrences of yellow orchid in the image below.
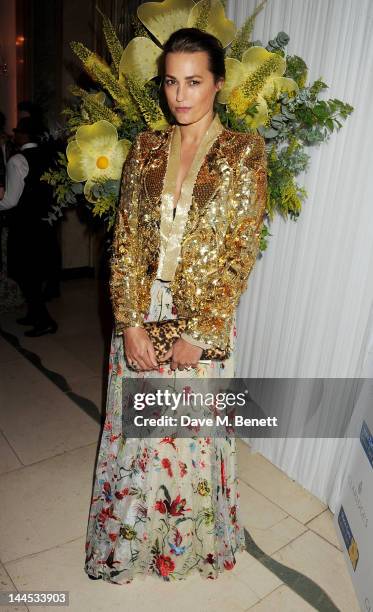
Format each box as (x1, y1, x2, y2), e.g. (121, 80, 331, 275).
(217, 47, 299, 128)
(119, 0, 236, 91)
(66, 120, 131, 202)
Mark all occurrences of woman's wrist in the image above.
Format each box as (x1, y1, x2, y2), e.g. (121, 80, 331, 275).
(124, 324, 145, 334)
(180, 333, 211, 350)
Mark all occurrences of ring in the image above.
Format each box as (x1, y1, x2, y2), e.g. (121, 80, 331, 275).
(185, 366, 192, 371)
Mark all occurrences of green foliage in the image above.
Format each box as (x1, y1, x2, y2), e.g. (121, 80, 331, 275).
(254, 80, 353, 232)
(287, 82, 354, 144)
(87, 177, 121, 230)
(259, 223, 272, 252)
(267, 143, 308, 221)
(41, 153, 82, 223)
(266, 31, 290, 54)
(285, 54, 308, 88)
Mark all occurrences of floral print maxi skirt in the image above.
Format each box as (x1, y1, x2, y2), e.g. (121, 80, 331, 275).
(84, 279, 246, 584)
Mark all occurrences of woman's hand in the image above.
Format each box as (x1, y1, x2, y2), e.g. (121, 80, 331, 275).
(159, 338, 203, 371)
(123, 327, 159, 371)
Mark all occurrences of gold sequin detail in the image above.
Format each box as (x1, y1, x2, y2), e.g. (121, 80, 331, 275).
(109, 116, 267, 350)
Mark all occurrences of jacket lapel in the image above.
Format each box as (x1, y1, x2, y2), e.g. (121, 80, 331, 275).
(142, 114, 226, 215)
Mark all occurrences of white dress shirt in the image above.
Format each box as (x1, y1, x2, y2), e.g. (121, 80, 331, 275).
(0, 143, 38, 211)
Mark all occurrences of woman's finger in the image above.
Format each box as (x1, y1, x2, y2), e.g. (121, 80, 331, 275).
(141, 349, 160, 370)
(140, 349, 157, 370)
(146, 344, 159, 369)
(126, 354, 137, 368)
(159, 348, 172, 362)
(133, 354, 150, 371)
(170, 358, 179, 371)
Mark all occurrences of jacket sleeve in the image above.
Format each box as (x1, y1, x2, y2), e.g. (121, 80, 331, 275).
(181, 133, 267, 350)
(109, 132, 144, 335)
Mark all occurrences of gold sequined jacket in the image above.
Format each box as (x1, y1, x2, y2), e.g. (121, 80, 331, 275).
(110, 113, 267, 350)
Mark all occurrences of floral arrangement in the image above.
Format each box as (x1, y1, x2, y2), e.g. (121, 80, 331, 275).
(42, 0, 353, 252)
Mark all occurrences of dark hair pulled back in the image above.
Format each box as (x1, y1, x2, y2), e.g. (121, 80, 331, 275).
(158, 27, 225, 118)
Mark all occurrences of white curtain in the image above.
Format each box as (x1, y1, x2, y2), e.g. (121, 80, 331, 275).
(226, 0, 373, 510)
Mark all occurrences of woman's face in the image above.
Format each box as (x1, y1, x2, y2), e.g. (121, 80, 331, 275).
(163, 51, 224, 125)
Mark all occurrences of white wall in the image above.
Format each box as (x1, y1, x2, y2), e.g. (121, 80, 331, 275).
(226, 0, 373, 506)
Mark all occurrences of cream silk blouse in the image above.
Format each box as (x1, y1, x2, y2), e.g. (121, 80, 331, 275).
(155, 113, 224, 349)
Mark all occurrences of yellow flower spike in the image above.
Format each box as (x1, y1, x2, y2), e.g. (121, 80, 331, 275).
(240, 54, 283, 101)
(241, 46, 286, 76)
(119, 37, 162, 85)
(217, 57, 246, 104)
(66, 120, 132, 187)
(228, 86, 251, 116)
(87, 91, 106, 105)
(242, 47, 298, 101)
(138, 0, 195, 45)
(188, 0, 236, 48)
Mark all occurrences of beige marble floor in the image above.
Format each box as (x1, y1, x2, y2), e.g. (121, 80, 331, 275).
(0, 278, 361, 611)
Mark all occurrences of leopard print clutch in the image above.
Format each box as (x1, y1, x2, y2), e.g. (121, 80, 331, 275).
(143, 318, 231, 362)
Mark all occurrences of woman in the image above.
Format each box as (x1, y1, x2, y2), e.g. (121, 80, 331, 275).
(84, 27, 267, 584)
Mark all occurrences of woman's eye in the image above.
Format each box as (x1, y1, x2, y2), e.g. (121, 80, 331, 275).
(164, 79, 200, 86)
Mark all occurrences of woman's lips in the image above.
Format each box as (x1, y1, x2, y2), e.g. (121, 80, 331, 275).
(176, 107, 191, 112)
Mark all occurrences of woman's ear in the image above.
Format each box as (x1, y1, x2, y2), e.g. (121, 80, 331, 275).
(216, 77, 224, 92)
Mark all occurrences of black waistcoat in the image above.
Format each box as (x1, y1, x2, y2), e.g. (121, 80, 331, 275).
(6, 146, 54, 281)
(9, 146, 52, 225)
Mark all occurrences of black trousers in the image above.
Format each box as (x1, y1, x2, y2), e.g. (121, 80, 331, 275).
(17, 275, 53, 324)
(7, 221, 58, 325)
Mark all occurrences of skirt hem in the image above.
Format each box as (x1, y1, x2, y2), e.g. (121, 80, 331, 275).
(84, 543, 247, 586)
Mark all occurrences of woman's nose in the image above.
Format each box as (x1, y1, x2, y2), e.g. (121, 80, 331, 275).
(176, 86, 185, 101)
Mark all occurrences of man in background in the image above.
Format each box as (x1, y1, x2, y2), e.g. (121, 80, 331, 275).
(0, 111, 16, 189)
(0, 116, 58, 336)
(17, 100, 62, 300)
